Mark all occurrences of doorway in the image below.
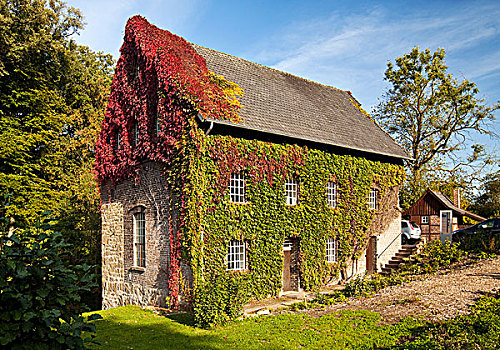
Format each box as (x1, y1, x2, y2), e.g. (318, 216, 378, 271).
(282, 237, 299, 292)
(440, 210, 453, 243)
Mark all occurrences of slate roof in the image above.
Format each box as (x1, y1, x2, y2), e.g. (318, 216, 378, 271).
(192, 44, 410, 160)
(428, 190, 485, 222)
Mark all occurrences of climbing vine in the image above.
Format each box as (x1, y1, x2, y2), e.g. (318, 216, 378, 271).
(95, 16, 405, 327)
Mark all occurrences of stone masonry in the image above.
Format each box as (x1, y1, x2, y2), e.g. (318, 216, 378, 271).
(101, 162, 173, 309)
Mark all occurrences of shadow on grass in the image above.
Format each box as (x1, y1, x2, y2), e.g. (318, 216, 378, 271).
(88, 308, 226, 350)
(164, 312, 196, 327)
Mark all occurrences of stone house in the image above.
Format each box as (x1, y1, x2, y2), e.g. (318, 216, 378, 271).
(95, 16, 410, 320)
(404, 189, 485, 242)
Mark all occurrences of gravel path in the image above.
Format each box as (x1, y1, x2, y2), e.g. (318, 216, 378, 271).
(306, 257, 500, 323)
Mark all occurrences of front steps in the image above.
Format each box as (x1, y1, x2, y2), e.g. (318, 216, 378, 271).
(381, 241, 424, 275)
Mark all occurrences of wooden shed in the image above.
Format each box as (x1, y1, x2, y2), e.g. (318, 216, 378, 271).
(403, 189, 486, 242)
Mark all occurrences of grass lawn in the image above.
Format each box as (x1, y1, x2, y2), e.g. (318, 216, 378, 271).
(86, 306, 419, 350)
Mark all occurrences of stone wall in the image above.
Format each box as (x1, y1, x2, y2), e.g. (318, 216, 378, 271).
(101, 162, 176, 309)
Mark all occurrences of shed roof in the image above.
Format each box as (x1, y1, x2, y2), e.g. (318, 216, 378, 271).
(192, 45, 410, 160)
(407, 189, 486, 222)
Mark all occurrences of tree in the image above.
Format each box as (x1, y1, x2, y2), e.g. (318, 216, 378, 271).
(373, 47, 499, 209)
(469, 171, 500, 219)
(0, 0, 113, 225)
(0, 0, 114, 308)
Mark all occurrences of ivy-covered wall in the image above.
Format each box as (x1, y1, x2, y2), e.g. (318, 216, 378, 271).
(178, 128, 404, 326)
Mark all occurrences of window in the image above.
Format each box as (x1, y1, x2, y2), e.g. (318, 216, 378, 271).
(133, 122, 139, 146)
(230, 173, 246, 203)
(227, 240, 245, 270)
(115, 130, 121, 151)
(155, 114, 161, 136)
(285, 178, 298, 205)
(326, 181, 337, 208)
(133, 212, 146, 267)
(326, 238, 337, 263)
(283, 238, 293, 251)
(422, 216, 429, 224)
(368, 188, 378, 210)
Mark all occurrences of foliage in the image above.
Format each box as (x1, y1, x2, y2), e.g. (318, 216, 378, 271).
(399, 240, 464, 275)
(391, 291, 500, 349)
(0, 0, 114, 308)
(0, 219, 101, 349)
(457, 227, 500, 255)
(95, 16, 406, 326)
(469, 171, 500, 219)
(86, 305, 420, 350)
(372, 47, 499, 210)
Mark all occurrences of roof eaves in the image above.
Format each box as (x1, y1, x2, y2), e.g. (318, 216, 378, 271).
(197, 113, 413, 161)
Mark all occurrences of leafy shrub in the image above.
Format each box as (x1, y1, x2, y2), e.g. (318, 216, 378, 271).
(343, 273, 408, 298)
(193, 274, 247, 328)
(392, 291, 500, 349)
(0, 222, 100, 349)
(400, 240, 464, 275)
(460, 228, 500, 255)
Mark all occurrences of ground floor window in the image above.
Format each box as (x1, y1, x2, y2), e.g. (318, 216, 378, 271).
(227, 240, 245, 270)
(133, 212, 146, 267)
(326, 238, 337, 263)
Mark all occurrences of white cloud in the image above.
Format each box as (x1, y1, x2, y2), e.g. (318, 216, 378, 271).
(249, 3, 500, 110)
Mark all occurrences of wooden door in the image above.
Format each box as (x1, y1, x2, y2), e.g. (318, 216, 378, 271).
(282, 250, 291, 291)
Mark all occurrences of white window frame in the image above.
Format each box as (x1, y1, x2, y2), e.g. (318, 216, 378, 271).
(422, 215, 429, 224)
(133, 122, 139, 146)
(368, 188, 377, 210)
(285, 178, 298, 206)
(283, 238, 293, 251)
(327, 181, 337, 208)
(227, 240, 245, 271)
(133, 212, 146, 268)
(229, 173, 246, 203)
(115, 130, 121, 150)
(155, 114, 161, 136)
(326, 238, 337, 263)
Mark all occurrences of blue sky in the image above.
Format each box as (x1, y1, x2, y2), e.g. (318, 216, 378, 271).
(67, 0, 499, 152)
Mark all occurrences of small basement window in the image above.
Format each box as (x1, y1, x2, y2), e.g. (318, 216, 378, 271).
(227, 240, 245, 271)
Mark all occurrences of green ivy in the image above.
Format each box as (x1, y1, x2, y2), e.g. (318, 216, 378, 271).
(175, 127, 405, 327)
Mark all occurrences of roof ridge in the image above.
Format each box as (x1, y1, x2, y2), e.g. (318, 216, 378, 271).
(190, 43, 346, 94)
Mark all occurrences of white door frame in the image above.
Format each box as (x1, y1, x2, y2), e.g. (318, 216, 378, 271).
(440, 210, 453, 243)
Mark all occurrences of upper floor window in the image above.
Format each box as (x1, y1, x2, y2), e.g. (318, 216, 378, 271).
(133, 212, 146, 268)
(326, 181, 337, 208)
(230, 173, 246, 203)
(422, 215, 429, 224)
(154, 114, 161, 137)
(133, 122, 139, 146)
(326, 238, 337, 263)
(285, 178, 298, 206)
(227, 239, 245, 271)
(368, 188, 378, 210)
(115, 130, 121, 151)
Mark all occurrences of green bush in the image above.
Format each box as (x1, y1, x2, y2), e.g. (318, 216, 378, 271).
(400, 240, 464, 275)
(0, 222, 100, 349)
(460, 228, 500, 255)
(193, 274, 247, 328)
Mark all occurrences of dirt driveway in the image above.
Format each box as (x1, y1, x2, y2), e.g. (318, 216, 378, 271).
(306, 257, 500, 323)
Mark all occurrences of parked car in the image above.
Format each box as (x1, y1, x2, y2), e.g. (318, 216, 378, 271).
(452, 218, 500, 244)
(401, 220, 421, 244)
